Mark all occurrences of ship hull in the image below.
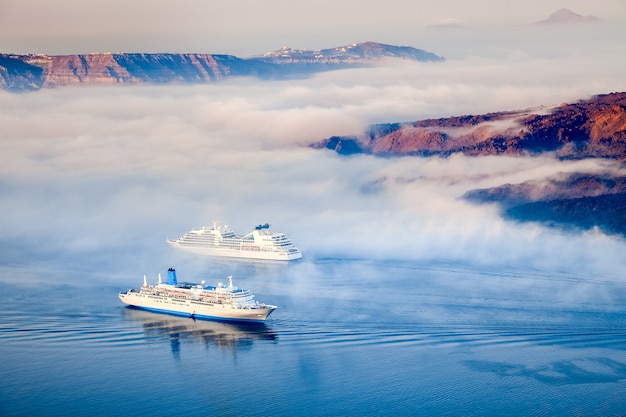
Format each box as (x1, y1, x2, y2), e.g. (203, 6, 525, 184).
(168, 241, 302, 261)
(119, 292, 276, 323)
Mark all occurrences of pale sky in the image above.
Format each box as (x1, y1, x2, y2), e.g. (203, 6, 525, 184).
(0, 0, 624, 56)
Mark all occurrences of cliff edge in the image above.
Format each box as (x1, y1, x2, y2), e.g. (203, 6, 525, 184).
(313, 92, 626, 160)
(0, 42, 443, 92)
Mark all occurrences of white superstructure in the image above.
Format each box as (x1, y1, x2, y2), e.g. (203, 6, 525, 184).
(119, 268, 277, 323)
(167, 222, 302, 261)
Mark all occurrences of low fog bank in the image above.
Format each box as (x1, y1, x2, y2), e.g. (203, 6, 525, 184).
(1, 49, 626, 282)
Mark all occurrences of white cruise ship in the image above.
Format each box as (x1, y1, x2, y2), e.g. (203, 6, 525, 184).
(167, 222, 302, 261)
(119, 268, 277, 323)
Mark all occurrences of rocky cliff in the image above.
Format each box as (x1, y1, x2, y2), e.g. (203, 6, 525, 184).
(0, 52, 273, 91)
(313, 92, 626, 237)
(313, 92, 626, 160)
(0, 42, 443, 92)
(465, 173, 626, 236)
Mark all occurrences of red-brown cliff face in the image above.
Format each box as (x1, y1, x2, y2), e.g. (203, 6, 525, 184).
(21, 53, 231, 88)
(0, 52, 238, 90)
(310, 92, 626, 237)
(30, 54, 138, 87)
(0, 42, 444, 91)
(313, 92, 626, 160)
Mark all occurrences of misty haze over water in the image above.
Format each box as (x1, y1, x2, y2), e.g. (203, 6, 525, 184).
(2, 49, 626, 277)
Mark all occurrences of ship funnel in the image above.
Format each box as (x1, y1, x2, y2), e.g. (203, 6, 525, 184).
(167, 268, 177, 285)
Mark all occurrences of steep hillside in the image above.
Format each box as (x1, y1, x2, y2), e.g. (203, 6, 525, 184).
(313, 92, 626, 160)
(0, 42, 443, 91)
(313, 92, 626, 237)
(465, 173, 626, 236)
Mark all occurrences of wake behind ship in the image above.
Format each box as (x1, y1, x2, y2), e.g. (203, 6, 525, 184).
(119, 268, 277, 323)
(167, 222, 302, 261)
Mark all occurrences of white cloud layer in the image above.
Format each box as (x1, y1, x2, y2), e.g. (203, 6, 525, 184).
(1, 40, 626, 282)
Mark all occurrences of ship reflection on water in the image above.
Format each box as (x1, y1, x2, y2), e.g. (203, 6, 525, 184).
(121, 308, 278, 357)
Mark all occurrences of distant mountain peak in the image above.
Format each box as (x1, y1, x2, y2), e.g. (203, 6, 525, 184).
(0, 41, 444, 91)
(534, 8, 602, 25)
(258, 41, 444, 63)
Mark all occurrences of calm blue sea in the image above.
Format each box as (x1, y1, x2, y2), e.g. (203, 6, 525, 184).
(1, 257, 625, 416)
